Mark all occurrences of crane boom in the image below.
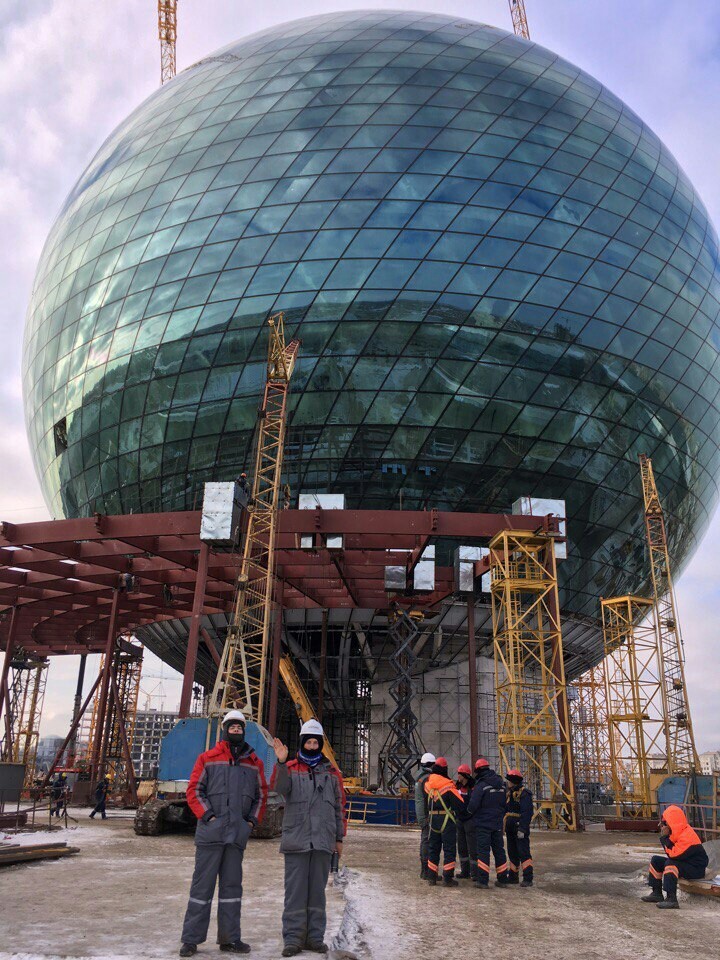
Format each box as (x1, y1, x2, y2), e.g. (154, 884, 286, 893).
(210, 314, 300, 724)
(508, 0, 531, 39)
(639, 455, 698, 774)
(158, 1, 178, 84)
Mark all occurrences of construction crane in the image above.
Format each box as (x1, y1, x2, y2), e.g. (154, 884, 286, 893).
(639, 455, 699, 774)
(209, 314, 300, 724)
(508, 0, 531, 38)
(158, 1, 178, 84)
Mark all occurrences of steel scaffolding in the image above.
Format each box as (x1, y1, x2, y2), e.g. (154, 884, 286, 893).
(639, 455, 699, 773)
(490, 530, 576, 829)
(377, 608, 425, 792)
(602, 595, 664, 818)
(0, 650, 48, 786)
(570, 663, 612, 794)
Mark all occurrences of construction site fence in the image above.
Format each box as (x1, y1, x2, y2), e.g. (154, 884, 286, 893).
(0, 788, 76, 832)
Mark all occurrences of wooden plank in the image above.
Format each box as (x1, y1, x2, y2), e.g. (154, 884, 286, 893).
(679, 879, 720, 899)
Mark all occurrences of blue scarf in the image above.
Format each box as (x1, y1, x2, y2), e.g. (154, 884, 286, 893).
(298, 749, 323, 768)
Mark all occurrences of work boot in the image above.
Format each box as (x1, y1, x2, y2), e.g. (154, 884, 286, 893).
(427, 873, 438, 886)
(495, 878, 510, 887)
(282, 947, 302, 957)
(458, 865, 470, 879)
(420, 863, 428, 880)
(443, 876, 459, 887)
(305, 943, 329, 953)
(220, 943, 250, 954)
(520, 879, 533, 888)
(657, 898, 679, 910)
(179, 945, 196, 958)
(474, 881, 489, 890)
(641, 891, 664, 903)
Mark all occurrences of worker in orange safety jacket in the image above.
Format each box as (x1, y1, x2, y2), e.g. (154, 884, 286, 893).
(642, 805, 708, 909)
(424, 758, 466, 887)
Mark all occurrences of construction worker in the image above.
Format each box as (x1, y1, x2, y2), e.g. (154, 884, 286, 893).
(505, 769, 533, 886)
(273, 719, 346, 957)
(424, 757, 465, 887)
(89, 776, 109, 819)
(51, 773, 67, 818)
(179, 710, 268, 957)
(455, 764, 477, 879)
(642, 804, 709, 909)
(414, 752, 436, 879)
(468, 758, 510, 889)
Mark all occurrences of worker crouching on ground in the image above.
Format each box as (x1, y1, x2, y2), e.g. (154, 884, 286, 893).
(414, 752, 436, 880)
(642, 805, 709, 909)
(273, 719, 347, 957)
(180, 710, 268, 957)
(455, 764, 477, 880)
(504, 769, 533, 887)
(468, 758, 510, 889)
(424, 757, 465, 887)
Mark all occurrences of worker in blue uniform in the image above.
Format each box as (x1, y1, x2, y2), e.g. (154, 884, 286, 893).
(504, 768, 534, 886)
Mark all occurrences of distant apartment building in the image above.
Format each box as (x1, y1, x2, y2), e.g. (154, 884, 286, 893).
(699, 751, 720, 776)
(35, 736, 66, 772)
(131, 710, 178, 778)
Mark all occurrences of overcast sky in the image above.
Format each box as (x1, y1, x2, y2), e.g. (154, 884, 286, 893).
(1, 0, 719, 750)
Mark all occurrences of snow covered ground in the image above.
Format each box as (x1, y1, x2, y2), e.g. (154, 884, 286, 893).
(1, 820, 719, 960)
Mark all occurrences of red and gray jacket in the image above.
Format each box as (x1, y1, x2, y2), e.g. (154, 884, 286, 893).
(273, 758, 347, 855)
(187, 740, 267, 848)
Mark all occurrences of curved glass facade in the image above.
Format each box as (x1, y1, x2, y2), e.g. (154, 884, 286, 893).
(23, 11, 720, 621)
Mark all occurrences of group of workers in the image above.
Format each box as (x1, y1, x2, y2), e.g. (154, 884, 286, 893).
(415, 753, 533, 889)
(179, 713, 345, 958)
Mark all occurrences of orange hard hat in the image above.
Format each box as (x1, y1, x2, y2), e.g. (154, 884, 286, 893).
(506, 768, 523, 779)
(435, 757, 448, 768)
(457, 764, 472, 776)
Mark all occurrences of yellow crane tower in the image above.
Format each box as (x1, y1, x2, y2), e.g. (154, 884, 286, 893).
(158, 1, 178, 84)
(508, 0, 531, 38)
(209, 315, 300, 725)
(639, 456, 699, 774)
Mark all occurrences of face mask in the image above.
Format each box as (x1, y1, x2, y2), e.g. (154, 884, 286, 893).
(225, 728, 245, 746)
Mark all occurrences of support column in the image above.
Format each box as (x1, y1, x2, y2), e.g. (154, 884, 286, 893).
(180, 540, 210, 718)
(42, 671, 102, 788)
(467, 597, 479, 765)
(267, 576, 284, 736)
(109, 671, 138, 805)
(67, 654, 87, 766)
(318, 609, 328, 723)
(91, 589, 120, 786)
(0, 607, 19, 751)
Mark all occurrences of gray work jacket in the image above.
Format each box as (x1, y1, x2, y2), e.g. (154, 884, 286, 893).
(274, 758, 345, 855)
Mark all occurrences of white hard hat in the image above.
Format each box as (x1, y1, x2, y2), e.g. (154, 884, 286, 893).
(421, 752, 436, 766)
(300, 718, 324, 738)
(223, 710, 246, 726)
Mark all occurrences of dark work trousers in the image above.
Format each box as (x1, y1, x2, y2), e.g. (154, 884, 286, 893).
(648, 854, 705, 899)
(475, 827, 508, 885)
(456, 819, 477, 878)
(419, 823, 430, 877)
(427, 817, 457, 878)
(181, 843, 244, 945)
(89, 798, 106, 819)
(506, 822, 533, 883)
(283, 850, 333, 948)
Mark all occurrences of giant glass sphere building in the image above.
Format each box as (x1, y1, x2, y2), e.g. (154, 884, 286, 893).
(23, 11, 720, 654)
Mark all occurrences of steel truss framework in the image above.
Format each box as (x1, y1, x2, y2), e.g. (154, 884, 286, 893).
(0, 650, 48, 786)
(602, 595, 665, 818)
(377, 608, 425, 791)
(211, 315, 299, 724)
(490, 530, 576, 830)
(158, 1, 178, 84)
(570, 663, 612, 793)
(639, 456, 699, 773)
(86, 641, 143, 792)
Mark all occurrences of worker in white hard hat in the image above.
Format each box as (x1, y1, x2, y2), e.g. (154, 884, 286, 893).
(272, 719, 347, 957)
(414, 752, 436, 880)
(179, 710, 268, 957)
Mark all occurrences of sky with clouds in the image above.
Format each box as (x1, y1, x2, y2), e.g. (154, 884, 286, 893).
(1, 0, 719, 750)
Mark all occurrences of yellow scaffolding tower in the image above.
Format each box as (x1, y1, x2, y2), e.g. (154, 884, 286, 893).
(1, 651, 49, 788)
(570, 663, 612, 791)
(490, 530, 576, 829)
(158, 1, 178, 84)
(210, 314, 300, 724)
(602, 596, 665, 818)
(639, 455, 698, 774)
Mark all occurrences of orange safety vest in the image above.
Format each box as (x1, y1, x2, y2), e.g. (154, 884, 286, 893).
(662, 805, 703, 859)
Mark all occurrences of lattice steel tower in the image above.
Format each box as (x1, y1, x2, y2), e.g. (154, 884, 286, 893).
(602, 595, 665, 818)
(0, 650, 48, 787)
(639, 455, 698, 774)
(569, 664, 612, 792)
(490, 529, 576, 829)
